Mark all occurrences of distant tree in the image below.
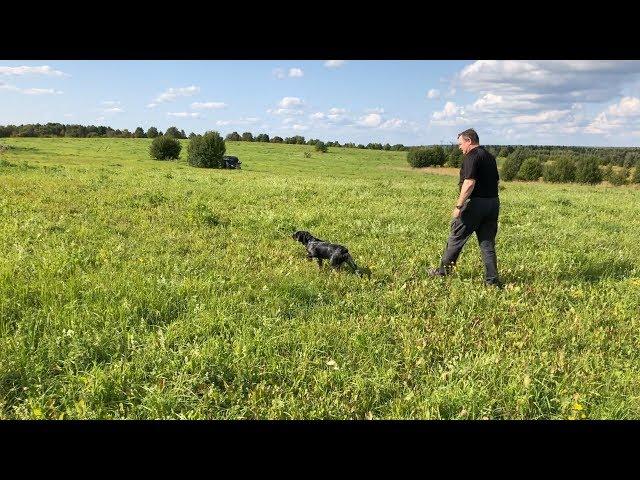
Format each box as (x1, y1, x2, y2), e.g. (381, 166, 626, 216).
(517, 157, 543, 181)
(147, 127, 159, 138)
(180, 129, 186, 139)
(383, 143, 391, 151)
(391, 144, 405, 151)
(307, 138, 319, 146)
(149, 135, 182, 160)
(609, 166, 629, 186)
(543, 157, 576, 183)
(407, 146, 446, 168)
(241, 132, 254, 142)
(165, 126, 183, 139)
(500, 156, 523, 181)
(187, 131, 226, 168)
(357, 144, 366, 149)
(632, 160, 640, 184)
(315, 141, 328, 153)
(255, 133, 270, 142)
(226, 131, 241, 141)
(270, 136, 283, 143)
(134, 127, 146, 138)
(575, 157, 603, 184)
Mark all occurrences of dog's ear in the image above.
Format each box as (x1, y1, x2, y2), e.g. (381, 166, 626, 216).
(292, 231, 302, 241)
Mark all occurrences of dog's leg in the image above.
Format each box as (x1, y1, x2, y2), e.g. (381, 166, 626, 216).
(316, 258, 323, 269)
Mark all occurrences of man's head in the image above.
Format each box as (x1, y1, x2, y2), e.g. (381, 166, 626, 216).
(457, 128, 479, 155)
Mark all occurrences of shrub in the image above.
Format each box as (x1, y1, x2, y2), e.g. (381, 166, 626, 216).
(187, 131, 226, 168)
(270, 136, 283, 143)
(149, 135, 181, 160)
(609, 167, 629, 186)
(543, 157, 576, 183)
(226, 132, 241, 141)
(632, 161, 640, 184)
(575, 157, 603, 184)
(165, 126, 184, 139)
(241, 132, 254, 142)
(407, 146, 446, 168)
(500, 156, 523, 181)
(315, 141, 328, 153)
(517, 157, 543, 181)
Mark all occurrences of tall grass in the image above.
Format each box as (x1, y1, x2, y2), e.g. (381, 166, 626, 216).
(1, 138, 639, 419)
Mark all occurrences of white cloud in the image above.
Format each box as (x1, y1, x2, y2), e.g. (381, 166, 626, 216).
(283, 118, 296, 124)
(191, 101, 227, 110)
(310, 112, 325, 120)
(101, 100, 120, 106)
(147, 103, 158, 108)
(427, 89, 440, 99)
(512, 110, 570, 124)
(0, 82, 63, 95)
(379, 118, 407, 129)
(365, 107, 385, 113)
(103, 107, 124, 113)
(358, 113, 382, 127)
(585, 96, 640, 135)
(329, 107, 346, 115)
(430, 102, 467, 126)
(268, 108, 304, 116)
(167, 112, 201, 118)
(22, 88, 63, 95)
(273, 68, 286, 79)
(0, 65, 69, 77)
(292, 124, 308, 131)
(278, 96, 304, 108)
(324, 60, 346, 68)
(289, 68, 304, 78)
(216, 120, 232, 126)
(606, 96, 640, 117)
(152, 86, 200, 104)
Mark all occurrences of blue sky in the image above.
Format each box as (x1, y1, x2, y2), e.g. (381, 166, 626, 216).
(2, 60, 640, 146)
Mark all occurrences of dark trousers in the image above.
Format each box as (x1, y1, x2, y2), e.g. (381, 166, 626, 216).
(438, 196, 500, 283)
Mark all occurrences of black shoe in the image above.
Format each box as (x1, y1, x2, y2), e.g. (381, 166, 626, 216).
(428, 268, 446, 277)
(485, 280, 504, 289)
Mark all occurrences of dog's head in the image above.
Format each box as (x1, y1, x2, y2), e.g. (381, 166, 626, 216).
(292, 230, 313, 245)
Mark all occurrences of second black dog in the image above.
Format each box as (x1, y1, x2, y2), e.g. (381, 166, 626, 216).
(292, 230, 364, 275)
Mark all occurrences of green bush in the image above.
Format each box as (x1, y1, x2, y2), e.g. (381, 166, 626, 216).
(500, 156, 523, 181)
(149, 135, 182, 160)
(632, 161, 640, 184)
(609, 167, 629, 186)
(575, 157, 603, 184)
(187, 131, 226, 168)
(315, 141, 328, 153)
(407, 146, 446, 168)
(517, 157, 542, 181)
(543, 157, 576, 183)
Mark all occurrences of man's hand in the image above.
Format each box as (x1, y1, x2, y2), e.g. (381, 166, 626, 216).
(452, 206, 461, 218)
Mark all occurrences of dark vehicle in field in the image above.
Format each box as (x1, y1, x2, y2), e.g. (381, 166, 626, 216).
(223, 155, 241, 169)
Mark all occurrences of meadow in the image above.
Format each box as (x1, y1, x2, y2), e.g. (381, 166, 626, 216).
(1, 137, 640, 419)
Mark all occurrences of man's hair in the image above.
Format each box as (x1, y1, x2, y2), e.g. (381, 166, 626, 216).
(457, 128, 479, 144)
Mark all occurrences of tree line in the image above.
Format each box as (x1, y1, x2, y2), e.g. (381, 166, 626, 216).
(0, 123, 189, 139)
(3, 123, 640, 167)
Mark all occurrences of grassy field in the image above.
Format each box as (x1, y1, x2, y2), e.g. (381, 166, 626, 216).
(1, 137, 640, 419)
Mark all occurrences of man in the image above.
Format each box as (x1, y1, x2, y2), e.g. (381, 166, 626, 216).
(428, 129, 502, 288)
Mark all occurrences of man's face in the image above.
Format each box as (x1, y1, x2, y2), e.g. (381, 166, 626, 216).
(457, 136, 471, 154)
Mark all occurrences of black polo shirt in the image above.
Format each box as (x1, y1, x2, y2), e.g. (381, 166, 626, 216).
(458, 145, 499, 198)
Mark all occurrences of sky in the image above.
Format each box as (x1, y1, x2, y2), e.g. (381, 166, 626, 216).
(2, 60, 640, 146)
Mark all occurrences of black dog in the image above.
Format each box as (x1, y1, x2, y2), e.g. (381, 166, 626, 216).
(292, 230, 364, 276)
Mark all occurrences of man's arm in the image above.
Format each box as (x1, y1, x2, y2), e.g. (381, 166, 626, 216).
(453, 179, 475, 218)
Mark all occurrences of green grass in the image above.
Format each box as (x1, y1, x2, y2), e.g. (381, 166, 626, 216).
(1, 137, 640, 419)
